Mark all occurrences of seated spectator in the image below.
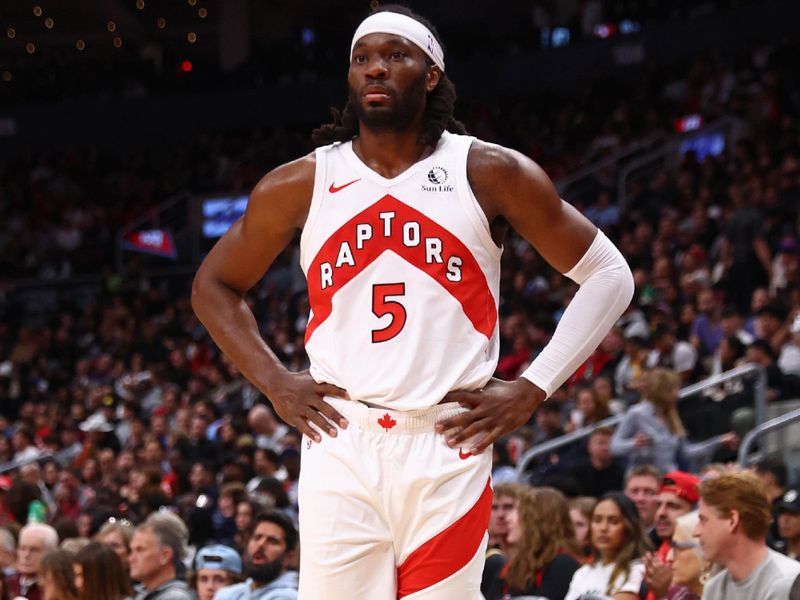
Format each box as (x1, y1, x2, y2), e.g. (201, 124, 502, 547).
(610, 368, 736, 473)
(8, 522, 59, 600)
(483, 482, 529, 596)
(778, 313, 800, 376)
(565, 387, 611, 433)
(75, 541, 132, 600)
(571, 427, 625, 498)
(0, 527, 15, 577)
(214, 510, 298, 600)
(753, 456, 788, 549)
(190, 544, 243, 600)
(39, 548, 79, 600)
(624, 465, 662, 541)
(746, 338, 788, 401)
(646, 325, 698, 383)
(94, 518, 134, 568)
(486, 487, 581, 599)
(695, 472, 800, 599)
(129, 511, 195, 600)
(614, 334, 650, 404)
(569, 497, 596, 558)
(565, 492, 649, 600)
(0, 569, 7, 600)
(665, 511, 709, 600)
(777, 488, 800, 560)
(643, 471, 699, 600)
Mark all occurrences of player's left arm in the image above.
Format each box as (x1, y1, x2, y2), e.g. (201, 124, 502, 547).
(436, 140, 634, 454)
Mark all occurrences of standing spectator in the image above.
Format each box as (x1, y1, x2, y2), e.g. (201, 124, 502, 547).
(624, 465, 662, 540)
(643, 471, 699, 600)
(213, 510, 297, 600)
(666, 511, 709, 600)
(569, 497, 596, 557)
(571, 427, 625, 498)
(695, 472, 800, 600)
(7, 522, 59, 600)
(486, 487, 581, 600)
(777, 488, 800, 560)
(610, 368, 735, 473)
(189, 545, 243, 600)
(129, 512, 196, 600)
(75, 541, 132, 600)
(564, 492, 649, 600)
(39, 549, 79, 600)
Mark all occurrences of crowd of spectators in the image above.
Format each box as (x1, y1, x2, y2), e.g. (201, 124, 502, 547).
(0, 18, 798, 600)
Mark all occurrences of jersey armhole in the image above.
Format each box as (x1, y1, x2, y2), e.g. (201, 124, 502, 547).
(299, 145, 331, 271)
(455, 137, 503, 259)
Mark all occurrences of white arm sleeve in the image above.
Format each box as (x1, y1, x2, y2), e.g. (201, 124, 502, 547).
(520, 230, 634, 398)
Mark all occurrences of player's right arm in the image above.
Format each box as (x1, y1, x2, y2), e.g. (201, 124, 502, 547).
(191, 154, 348, 442)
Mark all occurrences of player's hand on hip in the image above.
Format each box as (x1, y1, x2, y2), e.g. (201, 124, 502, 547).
(268, 370, 349, 443)
(434, 378, 545, 455)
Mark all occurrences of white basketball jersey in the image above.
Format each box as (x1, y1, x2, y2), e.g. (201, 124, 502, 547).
(300, 131, 501, 411)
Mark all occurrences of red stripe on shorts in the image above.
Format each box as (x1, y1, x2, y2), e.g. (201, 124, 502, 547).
(396, 479, 492, 598)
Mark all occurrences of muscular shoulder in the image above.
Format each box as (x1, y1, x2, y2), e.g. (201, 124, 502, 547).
(247, 152, 316, 230)
(466, 139, 558, 223)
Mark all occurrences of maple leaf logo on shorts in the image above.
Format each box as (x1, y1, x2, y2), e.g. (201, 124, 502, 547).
(378, 413, 397, 431)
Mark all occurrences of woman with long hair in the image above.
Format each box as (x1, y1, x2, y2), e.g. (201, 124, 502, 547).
(39, 549, 80, 600)
(565, 492, 651, 600)
(610, 368, 736, 472)
(486, 487, 582, 600)
(76, 541, 132, 600)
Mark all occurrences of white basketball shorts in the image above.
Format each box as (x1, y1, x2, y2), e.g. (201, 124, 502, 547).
(297, 397, 493, 599)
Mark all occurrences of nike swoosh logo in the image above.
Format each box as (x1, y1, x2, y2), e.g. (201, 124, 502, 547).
(459, 449, 472, 460)
(329, 178, 361, 193)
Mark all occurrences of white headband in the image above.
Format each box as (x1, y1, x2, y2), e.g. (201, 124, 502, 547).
(350, 12, 445, 72)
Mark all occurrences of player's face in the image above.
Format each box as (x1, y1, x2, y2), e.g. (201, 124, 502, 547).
(349, 33, 436, 132)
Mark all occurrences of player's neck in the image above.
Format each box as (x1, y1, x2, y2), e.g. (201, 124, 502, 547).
(352, 125, 433, 179)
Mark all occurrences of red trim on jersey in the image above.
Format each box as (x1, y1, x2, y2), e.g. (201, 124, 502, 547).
(395, 479, 492, 598)
(305, 195, 497, 343)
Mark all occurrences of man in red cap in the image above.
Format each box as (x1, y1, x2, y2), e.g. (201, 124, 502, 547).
(643, 470, 699, 600)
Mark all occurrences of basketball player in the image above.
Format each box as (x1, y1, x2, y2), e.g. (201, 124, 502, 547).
(191, 5, 634, 599)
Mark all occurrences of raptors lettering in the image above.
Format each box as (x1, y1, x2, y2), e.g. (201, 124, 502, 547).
(304, 195, 496, 343)
(319, 210, 463, 289)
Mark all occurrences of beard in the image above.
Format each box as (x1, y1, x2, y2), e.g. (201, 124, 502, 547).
(349, 71, 428, 133)
(245, 554, 284, 585)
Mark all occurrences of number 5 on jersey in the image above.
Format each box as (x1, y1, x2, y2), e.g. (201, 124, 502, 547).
(371, 283, 406, 343)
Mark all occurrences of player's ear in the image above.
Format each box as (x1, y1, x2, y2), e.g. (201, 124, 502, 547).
(426, 66, 441, 92)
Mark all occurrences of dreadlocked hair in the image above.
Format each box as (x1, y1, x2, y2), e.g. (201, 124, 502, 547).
(311, 4, 467, 148)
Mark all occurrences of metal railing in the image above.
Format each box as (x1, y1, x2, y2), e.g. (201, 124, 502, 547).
(515, 363, 766, 481)
(738, 406, 800, 467)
